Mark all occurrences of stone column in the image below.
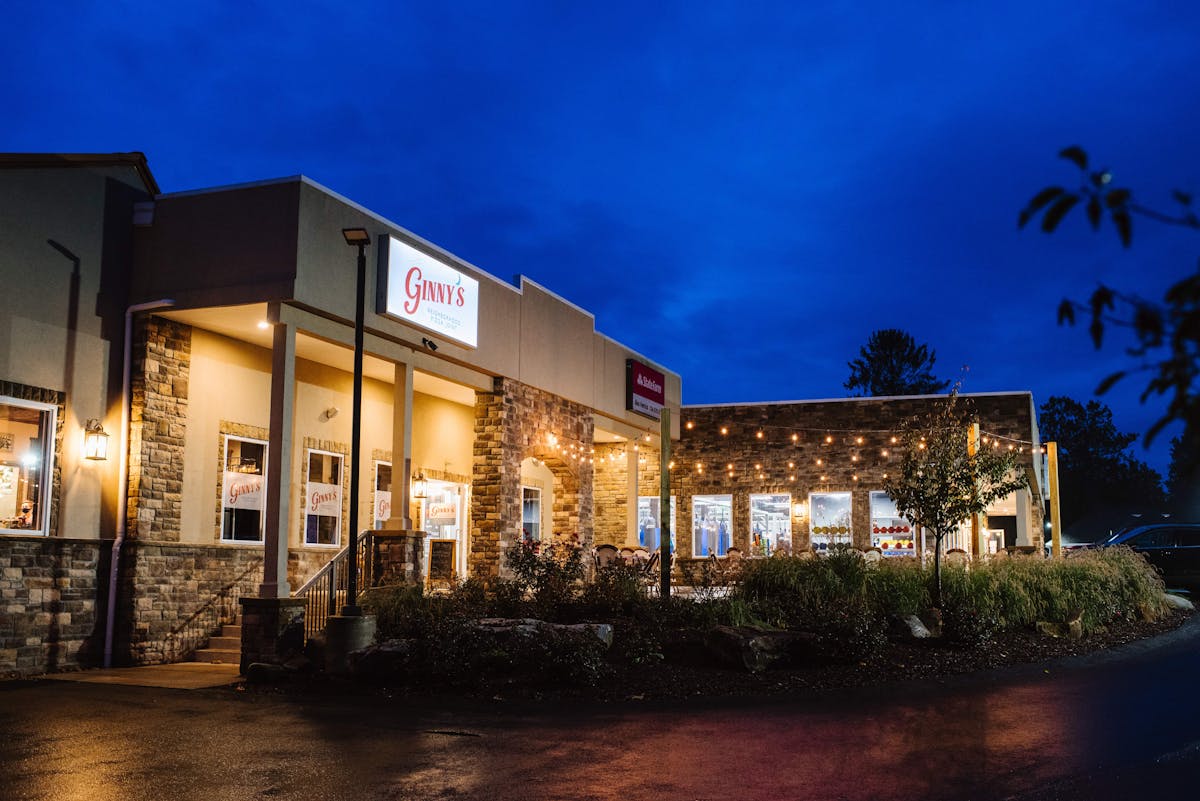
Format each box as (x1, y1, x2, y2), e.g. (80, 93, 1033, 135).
(260, 318, 295, 599)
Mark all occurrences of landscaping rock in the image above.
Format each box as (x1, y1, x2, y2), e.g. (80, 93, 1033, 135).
(887, 614, 933, 641)
(351, 639, 413, 678)
(472, 618, 614, 648)
(1163, 593, 1195, 611)
(704, 625, 816, 673)
(919, 608, 944, 637)
(245, 662, 289, 683)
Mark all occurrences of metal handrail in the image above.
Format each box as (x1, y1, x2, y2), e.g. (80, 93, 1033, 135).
(164, 558, 262, 662)
(294, 531, 374, 640)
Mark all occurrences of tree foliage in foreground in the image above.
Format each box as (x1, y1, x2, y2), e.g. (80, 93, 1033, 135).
(845, 328, 951, 397)
(882, 395, 1027, 606)
(1038, 396, 1165, 525)
(1019, 146, 1200, 446)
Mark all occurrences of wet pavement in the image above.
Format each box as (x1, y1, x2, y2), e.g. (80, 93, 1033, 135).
(2, 618, 1198, 801)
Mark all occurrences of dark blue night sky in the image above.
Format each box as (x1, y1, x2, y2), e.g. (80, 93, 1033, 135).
(5, 2, 1199, 472)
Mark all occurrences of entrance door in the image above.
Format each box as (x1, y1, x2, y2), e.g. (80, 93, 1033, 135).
(421, 479, 468, 584)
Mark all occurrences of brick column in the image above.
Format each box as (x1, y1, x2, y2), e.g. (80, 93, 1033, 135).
(239, 597, 305, 673)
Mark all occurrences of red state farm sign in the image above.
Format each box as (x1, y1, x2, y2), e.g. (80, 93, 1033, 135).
(626, 359, 665, 420)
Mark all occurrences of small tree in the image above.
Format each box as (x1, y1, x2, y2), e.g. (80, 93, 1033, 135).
(882, 397, 1028, 606)
(845, 329, 951, 397)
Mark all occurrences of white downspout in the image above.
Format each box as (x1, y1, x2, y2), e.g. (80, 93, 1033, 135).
(103, 298, 175, 668)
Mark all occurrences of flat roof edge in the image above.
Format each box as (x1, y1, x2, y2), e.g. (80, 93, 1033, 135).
(0, 151, 159, 194)
(683, 390, 1034, 410)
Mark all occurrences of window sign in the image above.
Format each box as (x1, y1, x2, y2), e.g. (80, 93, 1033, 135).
(637, 495, 677, 552)
(522, 486, 541, 542)
(221, 435, 267, 542)
(0, 396, 55, 535)
(373, 461, 392, 529)
(305, 449, 343, 546)
(692, 494, 733, 557)
(870, 491, 914, 556)
(381, 237, 480, 348)
(750, 494, 792, 555)
(809, 491, 852, 553)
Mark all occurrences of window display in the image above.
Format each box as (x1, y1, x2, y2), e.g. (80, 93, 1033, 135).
(809, 491, 852, 552)
(422, 479, 467, 579)
(692, 494, 732, 557)
(304, 449, 343, 546)
(637, 495, 677, 552)
(221, 435, 267, 541)
(0, 397, 55, 535)
(870, 490, 914, 556)
(750, 494, 792, 555)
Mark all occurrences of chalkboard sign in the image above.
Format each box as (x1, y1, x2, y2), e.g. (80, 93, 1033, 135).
(428, 539, 456, 583)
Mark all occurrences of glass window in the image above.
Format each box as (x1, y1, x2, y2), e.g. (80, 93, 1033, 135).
(1174, 527, 1200, 548)
(373, 461, 392, 529)
(522, 486, 541, 542)
(221, 435, 267, 542)
(750, 494, 792, 555)
(305, 449, 343, 546)
(692, 494, 733, 557)
(1130, 528, 1175, 548)
(870, 491, 914, 556)
(637, 495, 677, 551)
(809, 491, 852, 553)
(0, 397, 55, 535)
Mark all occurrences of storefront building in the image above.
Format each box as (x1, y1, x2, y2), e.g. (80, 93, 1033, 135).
(1, 153, 1044, 677)
(1, 153, 680, 675)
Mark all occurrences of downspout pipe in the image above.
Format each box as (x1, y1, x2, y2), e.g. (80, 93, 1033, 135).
(103, 298, 175, 668)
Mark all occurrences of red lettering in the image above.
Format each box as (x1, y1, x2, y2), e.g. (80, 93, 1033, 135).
(403, 266, 423, 315)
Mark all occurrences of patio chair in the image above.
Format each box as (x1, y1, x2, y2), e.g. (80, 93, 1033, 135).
(594, 543, 620, 569)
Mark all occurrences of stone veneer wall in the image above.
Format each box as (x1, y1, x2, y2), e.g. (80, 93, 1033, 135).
(116, 541, 262, 665)
(0, 536, 100, 676)
(471, 377, 594, 576)
(673, 394, 1044, 555)
(128, 316, 191, 541)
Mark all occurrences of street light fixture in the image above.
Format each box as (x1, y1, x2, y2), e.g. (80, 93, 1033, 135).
(341, 227, 370, 615)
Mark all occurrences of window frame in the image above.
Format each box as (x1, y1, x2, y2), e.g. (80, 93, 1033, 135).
(304, 447, 344, 547)
(0, 395, 57, 537)
(809, 490, 853, 552)
(521, 485, 542, 542)
(220, 433, 269, 543)
(749, 493, 792, 556)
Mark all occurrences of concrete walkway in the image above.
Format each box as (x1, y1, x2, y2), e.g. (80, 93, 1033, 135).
(40, 662, 241, 690)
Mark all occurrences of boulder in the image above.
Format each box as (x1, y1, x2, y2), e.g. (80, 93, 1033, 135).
(887, 614, 933, 641)
(351, 639, 413, 678)
(1163, 593, 1195, 611)
(471, 618, 614, 648)
(703, 625, 816, 673)
(245, 662, 289, 683)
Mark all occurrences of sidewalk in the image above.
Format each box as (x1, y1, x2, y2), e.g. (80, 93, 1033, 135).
(39, 662, 241, 690)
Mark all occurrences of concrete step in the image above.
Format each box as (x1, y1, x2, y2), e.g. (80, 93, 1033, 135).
(220, 624, 242, 638)
(192, 648, 240, 664)
(206, 635, 241, 650)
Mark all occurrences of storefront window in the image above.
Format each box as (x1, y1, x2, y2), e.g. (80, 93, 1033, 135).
(809, 491, 852, 553)
(692, 494, 732, 557)
(221, 435, 267, 542)
(373, 461, 392, 529)
(522, 486, 541, 542)
(304, 449, 343, 546)
(422, 478, 467, 581)
(637, 495, 677, 552)
(870, 490, 914, 556)
(0, 396, 55, 535)
(750, 494, 792, 556)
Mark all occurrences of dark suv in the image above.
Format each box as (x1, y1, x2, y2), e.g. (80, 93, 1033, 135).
(1101, 523, 1200, 590)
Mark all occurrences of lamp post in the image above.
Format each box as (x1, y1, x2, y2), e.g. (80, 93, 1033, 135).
(341, 227, 370, 615)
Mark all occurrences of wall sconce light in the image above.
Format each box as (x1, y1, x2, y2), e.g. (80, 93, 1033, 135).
(84, 419, 110, 460)
(322, 406, 340, 421)
(411, 471, 428, 500)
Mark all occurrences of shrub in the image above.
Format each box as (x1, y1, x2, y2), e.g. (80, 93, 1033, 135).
(580, 561, 647, 618)
(361, 585, 444, 640)
(506, 539, 586, 619)
(866, 558, 930, 617)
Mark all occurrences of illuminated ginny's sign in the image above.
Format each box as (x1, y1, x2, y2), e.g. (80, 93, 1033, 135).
(626, 359, 666, 420)
(381, 237, 479, 348)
